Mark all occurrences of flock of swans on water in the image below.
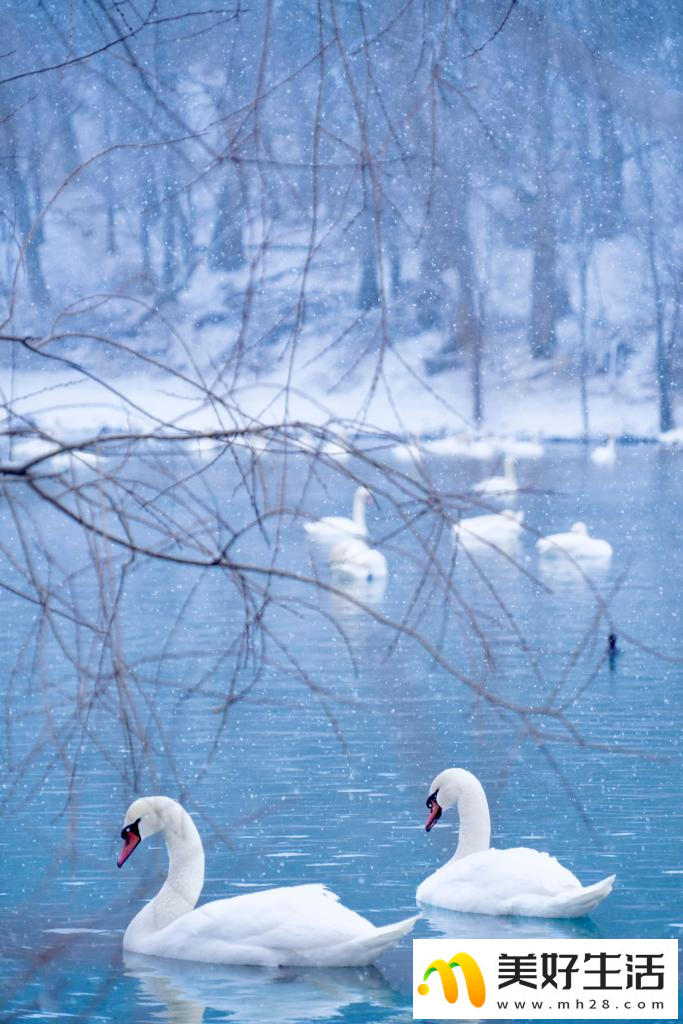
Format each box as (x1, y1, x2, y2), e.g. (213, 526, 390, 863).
(117, 769, 615, 967)
(15, 428, 620, 965)
(10, 428, 617, 584)
(303, 432, 618, 582)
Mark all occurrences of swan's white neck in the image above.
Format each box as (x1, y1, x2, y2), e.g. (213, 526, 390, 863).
(352, 490, 367, 530)
(124, 801, 204, 946)
(452, 775, 491, 861)
(504, 456, 517, 484)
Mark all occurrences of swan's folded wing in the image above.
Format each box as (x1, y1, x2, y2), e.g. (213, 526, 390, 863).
(142, 884, 383, 966)
(485, 848, 582, 895)
(418, 848, 585, 916)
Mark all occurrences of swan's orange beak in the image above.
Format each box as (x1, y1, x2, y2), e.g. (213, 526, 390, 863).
(118, 821, 141, 867)
(425, 794, 442, 832)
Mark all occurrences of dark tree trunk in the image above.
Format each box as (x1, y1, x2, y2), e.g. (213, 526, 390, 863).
(453, 229, 483, 425)
(384, 198, 401, 297)
(356, 194, 380, 311)
(5, 116, 50, 308)
(528, 14, 559, 361)
(530, 205, 558, 360)
(634, 129, 674, 433)
(578, 246, 590, 438)
(596, 87, 624, 239)
(162, 196, 177, 288)
(416, 250, 442, 328)
(210, 167, 245, 273)
(357, 250, 380, 310)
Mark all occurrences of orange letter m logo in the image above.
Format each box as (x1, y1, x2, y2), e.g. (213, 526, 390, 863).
(417, 951, 486, 1007)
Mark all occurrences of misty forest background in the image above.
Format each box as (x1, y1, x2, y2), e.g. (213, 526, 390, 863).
(1, 0, 682, 439)
(2, 9, 683, 1017)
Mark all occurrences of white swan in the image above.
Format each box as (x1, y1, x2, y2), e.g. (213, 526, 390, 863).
(473, 454, 518, 496)
(118, 796, 416, 966)
(536, 522, 613, 561)
(590, 436, 616, 466)
(304, 486, 370, 543)
(453, 510, 523, 548)
(329, 538, 388, 581)
(417, 769, 615, 918)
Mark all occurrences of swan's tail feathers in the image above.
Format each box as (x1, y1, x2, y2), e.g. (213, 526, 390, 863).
(553, 875, 616, 918)
(335, 915, 419, 966)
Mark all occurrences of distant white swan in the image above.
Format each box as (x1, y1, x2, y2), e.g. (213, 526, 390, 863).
(536, 522, 613, 561)
(473, 454, 518, 496)
(417, 769, 615, 918)
(329, 538, 388, 581)
(590, 436, 616, 466)
(118, 796, 416, 966)
(453, 510, 523, 548)
(304, 486, 370, 543)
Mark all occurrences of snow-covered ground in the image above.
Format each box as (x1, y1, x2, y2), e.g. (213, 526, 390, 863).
(2, 223, 675, 446)
(3, 193, 676, 447)
(1, 328, 675, 449)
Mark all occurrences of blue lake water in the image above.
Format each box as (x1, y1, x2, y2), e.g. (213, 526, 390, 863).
(1, 442, 682, 1023)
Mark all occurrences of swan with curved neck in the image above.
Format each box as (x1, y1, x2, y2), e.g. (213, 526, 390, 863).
(118, 796, 416, 966)
(303, 486, 370, 543)
(473, 455, 518, 496)
(590, 435, 616, 467)
(417, 769, 615, 918)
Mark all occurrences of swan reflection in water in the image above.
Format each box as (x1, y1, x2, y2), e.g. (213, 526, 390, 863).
(328, 575, 387, 617)
(535, 546, 613, 589)
(124, 950, 404, 1024)
(419, 903, 602, 941)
